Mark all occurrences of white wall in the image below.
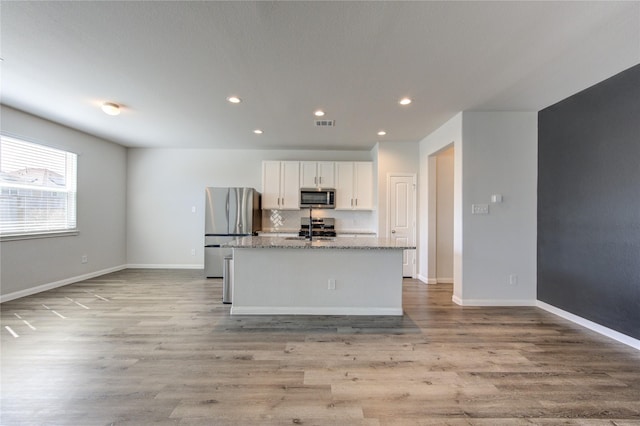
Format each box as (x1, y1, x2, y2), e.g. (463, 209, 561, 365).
(126, 148, 373, 267)
(1, 107, 536, 307)
(418, 113, 462, 290)
(375, 142, 420, 236)
(418, 112, 537, 305)
(0, 106, 127, 300)
(459, 111, 537, 304)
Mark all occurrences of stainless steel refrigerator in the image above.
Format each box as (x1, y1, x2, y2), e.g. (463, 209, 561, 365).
(204, 187, 261, 277)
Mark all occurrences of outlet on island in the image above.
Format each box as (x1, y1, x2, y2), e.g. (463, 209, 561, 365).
(328, 278, 336, 290)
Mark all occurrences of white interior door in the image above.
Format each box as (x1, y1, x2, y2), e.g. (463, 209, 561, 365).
(388, 174, 416, 277)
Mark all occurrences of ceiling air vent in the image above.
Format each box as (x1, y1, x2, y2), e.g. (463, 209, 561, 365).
(315, 119, 335, 127)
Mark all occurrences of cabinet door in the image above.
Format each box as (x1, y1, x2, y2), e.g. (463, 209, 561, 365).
(299, 162, 318, 188)
(335, 162, 355, 209)
(354, 162, 373, 210)
(316, 161, 335, 187)
(280, 161, 300, 209)
(262, 161, 282, 209)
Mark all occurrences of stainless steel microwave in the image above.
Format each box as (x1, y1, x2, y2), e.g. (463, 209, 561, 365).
(300, 188, 336, 209)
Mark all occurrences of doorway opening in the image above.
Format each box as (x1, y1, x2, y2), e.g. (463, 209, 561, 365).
(427, 145, 454, 287)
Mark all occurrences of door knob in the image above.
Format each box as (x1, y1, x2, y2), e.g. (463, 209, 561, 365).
(391, 230, 396, 234)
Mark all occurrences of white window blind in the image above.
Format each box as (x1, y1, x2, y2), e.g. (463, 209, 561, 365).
(0, 135, 77, 236)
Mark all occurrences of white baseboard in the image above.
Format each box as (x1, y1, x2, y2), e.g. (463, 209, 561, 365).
(416, 274, 427, 283)
(0, 265, 127, 303)
(416, 274, 437, 284)
(451, 296, 536, 306)
(230, 306, 403, 316)
(126, 264, 204, 269)
(417, 274, 450, 285)
(537, 301, 640, 351)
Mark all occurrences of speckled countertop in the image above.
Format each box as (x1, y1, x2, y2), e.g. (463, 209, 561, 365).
(223, 236, 415, 250)
(258, 230, 377, 235)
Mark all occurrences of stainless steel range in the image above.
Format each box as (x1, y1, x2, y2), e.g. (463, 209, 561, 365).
(299, 217, 337, 238)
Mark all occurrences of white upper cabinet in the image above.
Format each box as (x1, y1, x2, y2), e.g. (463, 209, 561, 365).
(300, 161, 335, 188)
(335, 161, 373, 210)
(264, 160, 372, 210)
(262, 161, 300, 210)
(335, 162, 355, 208)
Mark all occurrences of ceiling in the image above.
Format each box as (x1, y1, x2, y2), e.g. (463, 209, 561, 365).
(1, 1, 639, 151)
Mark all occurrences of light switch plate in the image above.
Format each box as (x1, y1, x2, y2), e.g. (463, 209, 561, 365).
(472, 204, 489, 215)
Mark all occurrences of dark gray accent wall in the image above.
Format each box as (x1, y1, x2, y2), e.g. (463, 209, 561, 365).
(538, 64, 640, 340)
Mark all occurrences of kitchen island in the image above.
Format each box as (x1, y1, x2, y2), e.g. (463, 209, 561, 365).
(224, 236, 415, 316)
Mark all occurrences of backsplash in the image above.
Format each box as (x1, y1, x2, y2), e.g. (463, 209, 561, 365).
(261, 209, 376, 233)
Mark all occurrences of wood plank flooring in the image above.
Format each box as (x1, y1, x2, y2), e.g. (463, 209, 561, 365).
(1, 269, 639, 425)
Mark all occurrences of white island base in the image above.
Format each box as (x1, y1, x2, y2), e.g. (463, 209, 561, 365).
(230, 246, 404, 316)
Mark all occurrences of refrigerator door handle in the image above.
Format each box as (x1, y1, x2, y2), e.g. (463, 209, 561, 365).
(226, 190, 231, 234)
(228, 188, 239, 234)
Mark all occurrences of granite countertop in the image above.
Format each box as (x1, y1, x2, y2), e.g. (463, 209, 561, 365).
(223, 236, 415, 250)
(259, 230, 377, 235)
(258, 230, 377, 235)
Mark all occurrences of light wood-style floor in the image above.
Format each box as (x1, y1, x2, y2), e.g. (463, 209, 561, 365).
(1, 269, 639, 425)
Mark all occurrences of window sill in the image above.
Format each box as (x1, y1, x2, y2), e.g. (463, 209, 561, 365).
(0, 230, 80, 242)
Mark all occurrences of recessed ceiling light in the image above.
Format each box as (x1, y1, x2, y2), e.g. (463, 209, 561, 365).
(314, 110, 325, 117)
(377, 130, 386, 136)
(227, 96, 241, 104)
(253, 129, 263, 134)
(101, 102, 121, 116)
(399, 97, 412, 106)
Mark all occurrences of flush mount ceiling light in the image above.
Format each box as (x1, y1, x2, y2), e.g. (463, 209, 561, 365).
(227, 96, 241, 104)
(101, 102, 121, 116)
(399, 97, 412, 106)
(377, 130, 387, 136)
(314, 110, 325, 117)
(253, 129, 263, 134)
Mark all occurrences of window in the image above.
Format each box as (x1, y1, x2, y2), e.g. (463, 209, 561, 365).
(0, 135, 77, 238)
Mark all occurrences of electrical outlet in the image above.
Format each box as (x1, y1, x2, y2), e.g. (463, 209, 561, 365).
(509, 274, 518, 285)
(191, 248, 196, 256)
(472, 204, 489, 215)
(328, 279, 336, 290)
(81, 254, 88, 264)
(191, 206, 196, 213)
